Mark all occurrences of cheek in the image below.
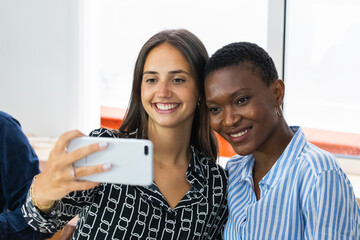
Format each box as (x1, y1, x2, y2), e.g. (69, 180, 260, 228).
(244, 108, 258, 120)
(209, 115, 220, 132)
(244, 101, 268, 121)
(140, 84, 151, 102)
(140, 88, 151, 110)
(253, 102, 275, 123)
(140, 89, 145, 103)
(184, 86, 199, 107)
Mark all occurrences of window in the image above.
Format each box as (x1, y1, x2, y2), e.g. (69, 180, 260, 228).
(94, 0, 269, 108)
(284, 0, 360, 135)
(284, 0, 360, 198)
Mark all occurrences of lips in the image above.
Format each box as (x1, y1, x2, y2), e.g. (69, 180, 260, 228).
(229, 128, 249, 137)
(226, 127, 251, 142)
(155, 103, 180, 111)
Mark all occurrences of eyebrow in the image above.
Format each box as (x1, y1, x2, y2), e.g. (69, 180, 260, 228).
(143, 71, 158, 75)
(206, 88, 252, 103)
(143, 69, 191, 76)
(169, 70, 190, 75)
(230, 88, 251, 97)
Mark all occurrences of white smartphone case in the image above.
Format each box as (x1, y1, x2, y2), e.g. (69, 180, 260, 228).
(67, 137, 153, 186)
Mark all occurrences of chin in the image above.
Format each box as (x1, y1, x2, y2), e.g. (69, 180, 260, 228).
(231, 144, 253, 156)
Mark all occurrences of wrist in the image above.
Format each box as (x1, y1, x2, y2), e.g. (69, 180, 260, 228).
(30, 174, 55, 213)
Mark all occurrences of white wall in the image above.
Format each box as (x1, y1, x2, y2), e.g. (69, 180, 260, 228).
(0, 0, 99, 137)
(96, 0, 269, 109)
(284, 0, 360, 134)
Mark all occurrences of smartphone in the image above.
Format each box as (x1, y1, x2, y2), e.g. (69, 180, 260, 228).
(67, 137, 153, 186)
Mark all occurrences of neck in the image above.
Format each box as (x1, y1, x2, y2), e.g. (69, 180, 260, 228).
(148, 123, 192, 167)
(253, 121, 294, 178)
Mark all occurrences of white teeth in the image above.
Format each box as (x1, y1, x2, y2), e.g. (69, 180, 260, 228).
(156, 103, 178, 111)
(230, 129, 248, 137)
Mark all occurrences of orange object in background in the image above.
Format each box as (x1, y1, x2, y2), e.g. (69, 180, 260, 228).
(303, 128, 360, 156)
(215, 133, 236, 157)
(100, 106, 126, 130)
(100, 106, 360, 157)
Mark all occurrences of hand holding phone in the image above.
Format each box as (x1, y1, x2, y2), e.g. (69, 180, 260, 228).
(67, 137, 153, 186)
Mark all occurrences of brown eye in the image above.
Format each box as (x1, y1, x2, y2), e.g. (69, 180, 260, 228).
(145, 78, 157, 83)
(237, 96, 250, 104)
(209, 107, 220, 113)
(173, 78, 185, 83)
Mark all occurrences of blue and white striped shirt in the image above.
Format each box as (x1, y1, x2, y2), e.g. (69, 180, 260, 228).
(224, 126, 360, 239)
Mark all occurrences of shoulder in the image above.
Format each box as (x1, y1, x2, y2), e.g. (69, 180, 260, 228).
(288, 126, 340, 176)
(300, 142, 341, 176)
(296, 142, 356, 197)
(225, 154, 249, 174)
(0, 111, 31, 150)
(0, 111, 21, 130)
(0, 111, 14, 121)
(89, 128, 120, 138)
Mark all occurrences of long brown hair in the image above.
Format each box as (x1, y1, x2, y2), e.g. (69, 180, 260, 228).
(119, 29, 218, 161)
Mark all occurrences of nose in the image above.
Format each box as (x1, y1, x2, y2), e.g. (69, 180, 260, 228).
(223, 108, 241, 127)
(156, 81, 172, 98)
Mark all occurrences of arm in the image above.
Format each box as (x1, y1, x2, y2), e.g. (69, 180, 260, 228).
(0, 208, 29, 239)
(0, 115, 40, 238)
(22, 130, 111, 233)
(303, 170, 360, 240)
(22, 183, 100, 233)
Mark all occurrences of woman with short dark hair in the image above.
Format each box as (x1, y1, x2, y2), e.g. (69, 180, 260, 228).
(204, 41, 360, 240)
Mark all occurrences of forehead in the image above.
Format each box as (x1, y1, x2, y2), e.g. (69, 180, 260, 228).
(205, 64, 266, 99)
(205, 63, 264, 87)
(144, 43, 191, 72)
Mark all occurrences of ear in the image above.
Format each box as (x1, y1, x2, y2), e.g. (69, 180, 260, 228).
(273, 79, 285, 106)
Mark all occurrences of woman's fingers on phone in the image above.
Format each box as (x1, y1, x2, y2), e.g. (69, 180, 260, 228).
(66, 142, 108, 165)
(71, 181, 100, 192)
(73, 163, 112, 179)
(52, 130, 85, 154)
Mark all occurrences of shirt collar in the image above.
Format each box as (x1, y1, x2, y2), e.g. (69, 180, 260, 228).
(234, 155, 255, 182)
(260, 126, 307, 188)
(229, 126, 307, 189)
(135, 146, 208, 210)
(186, 146, 207, 193)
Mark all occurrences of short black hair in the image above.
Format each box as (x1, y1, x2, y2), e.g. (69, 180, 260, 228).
(204, 42, 278, 86)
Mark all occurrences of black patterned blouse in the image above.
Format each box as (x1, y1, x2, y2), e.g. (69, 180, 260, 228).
(22, 128, 228, 239)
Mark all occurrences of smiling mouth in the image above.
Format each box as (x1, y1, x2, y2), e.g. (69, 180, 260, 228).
(155, 103, 180, 111)
(228, 128, 249, 138)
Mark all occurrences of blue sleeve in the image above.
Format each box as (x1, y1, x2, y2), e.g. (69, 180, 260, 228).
(0, 112, 41, 238)
(0, 207, 52, 239)
(303, 170, 360, 240)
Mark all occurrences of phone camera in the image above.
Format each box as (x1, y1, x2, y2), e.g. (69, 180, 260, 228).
(144, 145, 149, 155)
